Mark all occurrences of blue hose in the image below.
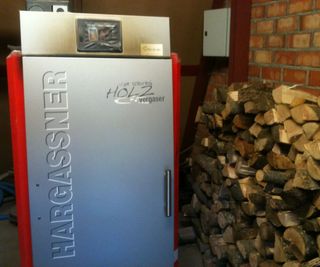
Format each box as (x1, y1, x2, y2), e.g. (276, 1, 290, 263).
(0, 180, 15, 221)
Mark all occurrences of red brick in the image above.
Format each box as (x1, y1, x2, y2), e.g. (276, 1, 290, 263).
(250, 35, 265, 48)
(309, 70, 320, 86)
(295, 52, 320, 67)
(301, 13, 320, 30)
(317, 0, 320, 9)
(252, 0, 272, 3)
(287, 33, 311, 48)
(251, 22, 257, 34)
(274, 51, 297, 65)
(266, 2, 287, 17)
(277, 16, 298, 32)
(257, 20, 274, 34)
(211, 72, 227, 86)
(289, 0, 312, 14)
(283, 69, 306, 84)
(267, 35, 285, 48)
(249, 51, 253, 62)
(254, 50, 273, 64)
(314, 32, 320, 47)
(249, 65, 261, 77)
(262, 67, 281, 80)
(251, 6, 265, 19)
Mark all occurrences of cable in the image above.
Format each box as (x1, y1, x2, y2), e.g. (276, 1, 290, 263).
(0, 171, 15, 221)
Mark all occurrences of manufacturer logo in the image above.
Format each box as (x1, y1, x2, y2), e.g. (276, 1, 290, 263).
(106, 81, 165, 104)
(43, 71, 75, 260)
(140, 43, 163, 56)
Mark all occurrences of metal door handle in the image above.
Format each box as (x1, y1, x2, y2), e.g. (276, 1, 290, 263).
(165, 169, 172, 217)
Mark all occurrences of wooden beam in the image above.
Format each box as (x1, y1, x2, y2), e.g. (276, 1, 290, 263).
(181, 65, 200, 76)
(228, 0, 251, 84)
(0, 65, 6, 79)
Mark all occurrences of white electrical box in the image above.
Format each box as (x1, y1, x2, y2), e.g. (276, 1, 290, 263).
(203, 8, 230, 57)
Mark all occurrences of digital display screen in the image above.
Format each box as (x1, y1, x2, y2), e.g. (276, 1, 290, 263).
(77, 19, 122, 52)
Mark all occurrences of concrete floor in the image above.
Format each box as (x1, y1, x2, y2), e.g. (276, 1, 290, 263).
(0, 202, 20, 267)
(0, 202, 203, 267)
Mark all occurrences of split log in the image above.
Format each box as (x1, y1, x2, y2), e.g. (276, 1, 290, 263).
(266, 202, 282, 227)
(268, 195, 291, 211)
(192, 218, 209, 243)
(239, 130, 256, 143)
(233, 114, 254, 130)
(248, 153, 269, 169)
(192, 182, 212, 209)
(275, 104, 291, 123)
(283, 226, 317, 262)
(217, 211, 235, 229)
(202, 101, 225, 114)
(236, 239, 255, 260)
(291, 104, 320, 124)
(212, 200, 230, 213)
(235, 159, 256, 177)
(209, 234, 228, 260)
(222, 225, 235, 244)
(249, 192, 267, 210)
(303, 122, 320, 140)
(256, 169, 294, 186)
(274, 232, 294, 263)
(238, 82, 274, 111)
(234, 137, 254, 158)
(302, 257, 320, 267)
(264, 108, 279, 125)
(200, 205, 218, 234)
(277, 211, 301, 227)
(259, 221, 275, 242)
(272, 85, 318, 105)
(244, 101, 260, 114)
(255, 136, 274, 152)
(290, 97, 305, 107)
(222, 164, 238, 179)
(295, 153, 308, 169)
(249, 250, 262, 267)
(214, 114, 223, 128)
(288, 146, 298, 161)
(284, 119, 303, 141)
(236, 226, 259, 241)
(292, 169, 320, 191)
(271, 125, 290, 144)
(282, 185, 311, 210)
(282, 261, 300, 267)
(200, 182, 212, 197)
(227, 244, 244, 267)
(221, 91, 243, 119)
(254, 233, 274, 258)
(267, 151, 295, 170)
(255, 113, 266, 126)
(293, 134, 309, 153)
(191, 194, 201, 213)
(249, 123, 263, 138)
(259, 260, 280, 267)
(304, 140, 320, 160)
(241, 201, 257, 216)
(307, 157, 320, 181)
(303, 218, 320, 232)
(313, 192, 320, 210)
(312, 129, 320, 141)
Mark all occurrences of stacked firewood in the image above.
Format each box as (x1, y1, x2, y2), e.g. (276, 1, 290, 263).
(185, 82, 320, 267)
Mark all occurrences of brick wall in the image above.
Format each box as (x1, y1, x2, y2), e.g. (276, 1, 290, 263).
(204, 69, 229, 101)
(249, 0, 320, 90)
